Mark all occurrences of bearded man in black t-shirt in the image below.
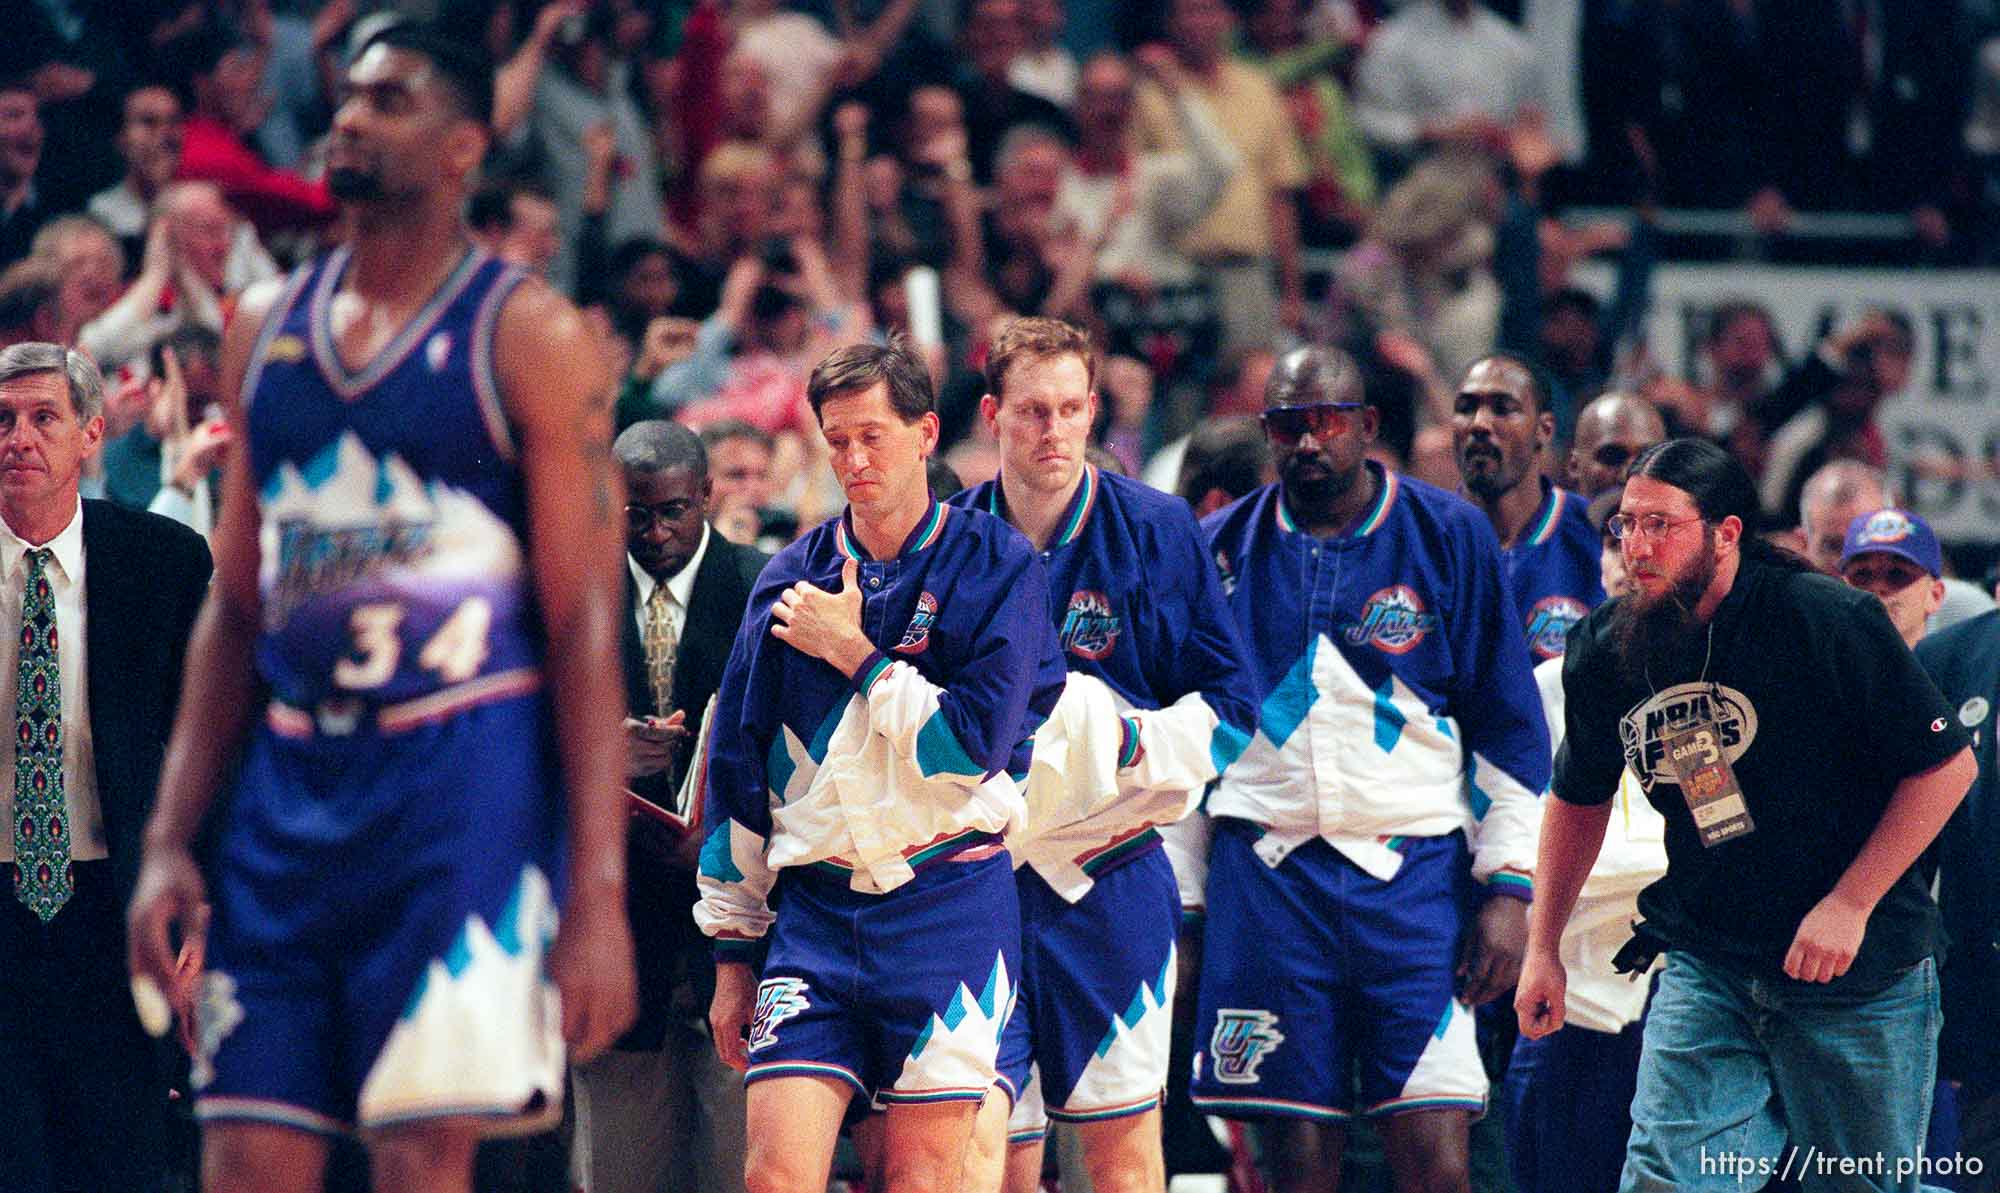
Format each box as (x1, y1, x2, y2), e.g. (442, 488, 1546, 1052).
(1515, 438, 1977, 1193)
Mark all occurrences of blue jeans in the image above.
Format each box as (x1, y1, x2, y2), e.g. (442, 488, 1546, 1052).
(1621, 950, 1941, 1193)
(1504, 1019, 1647, 1193)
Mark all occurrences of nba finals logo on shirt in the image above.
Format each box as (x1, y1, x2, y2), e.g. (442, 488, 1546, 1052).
(1060, 590, 1122, 660)
(1525, 595, 1590, 660)
(1620, 681, 1760, 791)
(748, 976, 812, 1052)
(1209, 1009, 1285, 1084)
(1345, 585, 1439, 654)
(895, 591, 939, 655)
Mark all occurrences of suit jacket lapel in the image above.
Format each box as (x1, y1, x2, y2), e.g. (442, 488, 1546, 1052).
(672, 536, 735, 718)
(79, 504, 128, 839)
(619, 564, 652, 716)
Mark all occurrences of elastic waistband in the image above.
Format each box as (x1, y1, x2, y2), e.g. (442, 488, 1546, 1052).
(801, 829, 1004, 885)
(1072, 825, 1162, 878)
(267, 667, 542, 740)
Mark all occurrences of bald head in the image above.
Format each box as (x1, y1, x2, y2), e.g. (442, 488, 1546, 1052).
(1799, 459, 1887, 571)
(1265, 346, 1363, 410)
(1567, 391, 1666, 497)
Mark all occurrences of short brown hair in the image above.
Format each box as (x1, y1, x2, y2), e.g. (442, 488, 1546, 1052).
(984, 316, 1096, 403)
(807, 336, 934, 423)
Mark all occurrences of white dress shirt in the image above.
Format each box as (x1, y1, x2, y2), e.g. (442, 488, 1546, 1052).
(0, 500, 106, 862)
(627, 522, 711, 660)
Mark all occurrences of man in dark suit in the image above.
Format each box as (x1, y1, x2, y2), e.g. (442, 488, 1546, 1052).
(1917, 609, 2000, 1192)
(0, 342, 211, 1192)
(571, 419, 767, 1193)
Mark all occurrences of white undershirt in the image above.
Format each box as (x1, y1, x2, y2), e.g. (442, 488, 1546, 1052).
(628, 522, 711, 646)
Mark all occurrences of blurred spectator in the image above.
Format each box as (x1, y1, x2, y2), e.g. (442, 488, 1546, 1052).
(1353, 0, 1556, 171)
(1839, 507, 1947, 649)
(948, 125, 1074, 325)
(28, 217, 123, 348)
(78, 181, 252, 376)
(699, 418, 797, 550)
(1239, 0, 1376, 249)
(1173, 413, 1274, 516)
(164, 20, 337, 239)
(1054, 48, 1236, 421)
(1133, 0, 1308, 350)
(669, 142, 782, 318)
(1009, 0, 1079, 108)
(1760, 311, 1912, 521)
(1658, 299, 1783, 474)
(91, 83, 278, 292)
(90, 86, 180, 252)
(1141, 344, 1273, 493)
(601, 237, 681, 348)
(0, 257, 62, 348)
(1970, 37, 2000, 262)
(1565, 390, 1665, 498)
(0, 83, 49, 267)
(952, 0, 1077, 185)
(864, 84, 968, 273)
(726, 2, 843, 159)
(101, 325, 230, 537)
(249, 0, 330, 172)
(468, 177, 563, 277)
(0, 0, 127, 217)
(1490, 119, 1658, 445)
(1326, 150, 1499, 387)
(511, 2, 666, 293)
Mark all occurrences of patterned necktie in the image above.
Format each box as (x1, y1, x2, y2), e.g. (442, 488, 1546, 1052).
(14, 548, 69, 922)
(643, 581, 679, 719)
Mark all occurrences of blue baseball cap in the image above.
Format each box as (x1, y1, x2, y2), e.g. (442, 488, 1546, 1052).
(1839, 508, 1942, 578)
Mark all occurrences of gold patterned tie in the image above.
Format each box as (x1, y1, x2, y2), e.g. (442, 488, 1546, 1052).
(643, 581, 679, 718)
(14, 549, 69, 922)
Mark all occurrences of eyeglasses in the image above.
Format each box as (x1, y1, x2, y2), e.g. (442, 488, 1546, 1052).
(625, 501, 697, 533)
(1606, 512, 1704, 542)
(1261, 402, 1365, 445)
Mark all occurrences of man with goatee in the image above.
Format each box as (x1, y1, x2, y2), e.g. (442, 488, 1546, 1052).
(1518, 438, 1977, 1193)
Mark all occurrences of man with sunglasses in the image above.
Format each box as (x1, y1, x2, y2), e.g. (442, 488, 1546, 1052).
(574, 421, 769, 1193)
(1453, 355, 1604, 663)
(1566, 391, 1664, 500)
(1191, 346, 1549, 1193)
(1520, 439, 1975, 1193)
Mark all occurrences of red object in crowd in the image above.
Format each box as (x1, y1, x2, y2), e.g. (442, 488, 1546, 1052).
(667, 0, 730, 229)
(177, 113, 338, 238)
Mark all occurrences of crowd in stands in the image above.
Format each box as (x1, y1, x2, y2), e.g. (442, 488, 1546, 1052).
(5, 1, 2000, 1190)
(4, 0, 2000, 566)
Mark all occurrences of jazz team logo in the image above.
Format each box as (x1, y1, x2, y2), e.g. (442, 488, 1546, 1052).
(895, 591, 938, 654)
(1345, 585, 1439, 654)
(1060, 590, 1122, 660)
(1209, 1009, 1286, 1084)
(1524, 595, 1590, 660)
(749, 977, 812, 1052)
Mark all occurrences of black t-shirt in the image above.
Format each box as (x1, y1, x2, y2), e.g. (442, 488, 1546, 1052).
(1554, 558, 1970, 989)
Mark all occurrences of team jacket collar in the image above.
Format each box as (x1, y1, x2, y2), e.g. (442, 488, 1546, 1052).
(986, 464, 1100, 550)
(836, 500, 950, 562)
(1274, 461, 1399, 538)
